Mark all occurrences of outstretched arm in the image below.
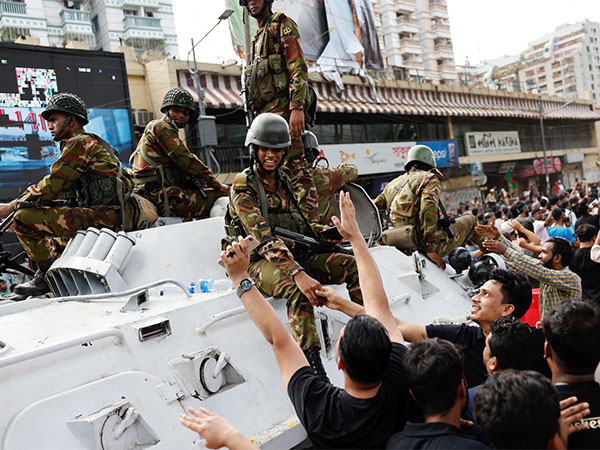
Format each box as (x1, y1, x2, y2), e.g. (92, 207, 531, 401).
(219, 239, 308, 389)
(179, 407, 256, 450)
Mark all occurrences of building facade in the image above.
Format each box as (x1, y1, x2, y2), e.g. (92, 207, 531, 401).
(461, 20, 600, 103)
(377, 0, 458, 85)
(0, 0, 179, 57)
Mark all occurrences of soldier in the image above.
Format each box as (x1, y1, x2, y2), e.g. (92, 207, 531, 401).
(226, 113, 362, 381)
(0, 93, 132, 297)
(374, 145, 486, 269)
(243, 0, 319, 223)
(132, 88, 228, 219)
(302, 131, 358, 226)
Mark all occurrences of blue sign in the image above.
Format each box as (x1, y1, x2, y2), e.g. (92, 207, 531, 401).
(416, 140, 458, 168)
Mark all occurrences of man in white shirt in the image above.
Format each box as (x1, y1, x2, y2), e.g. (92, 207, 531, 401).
(532, 207, 550, 244)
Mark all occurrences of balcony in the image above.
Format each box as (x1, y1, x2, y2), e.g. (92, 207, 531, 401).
(122, 0, 159, 7)
(0, 1, 27, 17)
(434, 43, 454, 57)
(429, 3, 448, 19)
(123, 16, 161, 30)
(60, 9, 90, 24)
(398, 38, 421, 53)
(395, 0, 416, 13)
(431, 22, 451, 37)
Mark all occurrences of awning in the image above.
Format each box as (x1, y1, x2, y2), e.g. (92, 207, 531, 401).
(178, 70, 600, 120)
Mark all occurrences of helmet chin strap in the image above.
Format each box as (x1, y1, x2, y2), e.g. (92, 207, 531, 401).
(53, 116, 73, 142)
(164, 111, 187, 129)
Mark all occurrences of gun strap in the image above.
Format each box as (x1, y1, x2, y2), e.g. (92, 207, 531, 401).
(132, 144, 169, 217)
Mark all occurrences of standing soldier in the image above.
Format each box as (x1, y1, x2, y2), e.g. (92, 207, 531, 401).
(132, 88, 228, 219)
(0, 93, 132, 297)
(374, 145, 486, 269)
(243, 0, 319, 222)
(226, 114, 362, 381)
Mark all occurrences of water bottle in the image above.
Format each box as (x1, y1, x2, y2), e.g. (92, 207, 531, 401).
(189, 282, 196, 294)
(200, 279, 214, 293)
(213, 278, 233, 293)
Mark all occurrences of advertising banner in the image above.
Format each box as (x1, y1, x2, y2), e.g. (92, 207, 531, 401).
(465, 131, 521, 156)
(320, 140, 458, 175)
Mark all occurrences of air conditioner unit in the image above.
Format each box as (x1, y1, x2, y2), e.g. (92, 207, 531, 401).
(133, 110, 155, 127)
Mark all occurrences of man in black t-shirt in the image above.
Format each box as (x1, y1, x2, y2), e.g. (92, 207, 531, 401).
(571, 224, 600, 303)
(387, 339, 488, 449)
(220, 192, 410, 449)
(544, 300, 600, 449)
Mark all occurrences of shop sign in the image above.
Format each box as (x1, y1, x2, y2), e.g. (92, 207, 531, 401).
(518, 167, 535, 178)
(533, 157, 562, 174)
(320, 140, 458, 176)
(465, 131, 521, 156)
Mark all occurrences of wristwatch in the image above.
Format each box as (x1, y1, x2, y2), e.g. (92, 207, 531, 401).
(236, 278, 255, 298)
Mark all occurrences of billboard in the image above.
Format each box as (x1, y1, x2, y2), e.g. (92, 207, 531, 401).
(320, 140, 458, 175)
(465, 131, 521, 156)
(0, 43, 133, 200)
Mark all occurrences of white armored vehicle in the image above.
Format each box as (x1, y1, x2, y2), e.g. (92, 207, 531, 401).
(0, 185, 491, 449)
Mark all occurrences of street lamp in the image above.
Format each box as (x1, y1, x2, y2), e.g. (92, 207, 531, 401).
(186, 9, 234, 170)
(538, 99, 575, 192)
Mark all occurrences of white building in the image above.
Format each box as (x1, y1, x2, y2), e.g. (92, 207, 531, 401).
(0, 0, 179, 57)
(377, 0, 458, 84)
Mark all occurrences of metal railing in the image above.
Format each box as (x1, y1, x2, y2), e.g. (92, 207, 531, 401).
(0, 1, 27, 16)
(59, 8, 90, 23)
(123, 16, 161, 29)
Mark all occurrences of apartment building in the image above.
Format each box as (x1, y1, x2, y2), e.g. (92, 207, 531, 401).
(460, 20, 600, 102)
(377, 0, 458, 84)
(0, 0, 179, 57)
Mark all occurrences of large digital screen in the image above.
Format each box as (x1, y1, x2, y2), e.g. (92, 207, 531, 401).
(0, 43, 133, 200)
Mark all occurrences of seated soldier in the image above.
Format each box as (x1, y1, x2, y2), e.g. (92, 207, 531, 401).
(132, 88, 228, 219)
(226, 113, 362, 381)
(0, 93, 133, 297)
(374, 145, 486, 269)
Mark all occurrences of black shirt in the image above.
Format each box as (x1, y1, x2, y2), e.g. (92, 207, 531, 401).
(571, 247, 600, 302)
(287, 342, 409, 449)
(556, 382, 600, 449)
(387, 422, 489, 449)
(426, 324, 487, 388)
(575, 214, 600, 232)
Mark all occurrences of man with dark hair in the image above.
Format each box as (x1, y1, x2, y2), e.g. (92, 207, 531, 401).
(387, 339, 488, 449)
(548, 208, 576, 243)
(480, 223, 581, 320)
(221, 192, 411, 449)
(571, 224, 600, 302)
(474, 370, 565, 449)
(544, 300, 600, 448)
(532, 207, 550, 244)
(322, 266, 533, 388)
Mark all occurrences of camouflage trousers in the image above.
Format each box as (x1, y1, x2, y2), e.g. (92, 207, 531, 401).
(13, 206, 121, 264)
(423, 215, 486, 258)
(139, 186, 225, 221)
(249, 252, 363, 352)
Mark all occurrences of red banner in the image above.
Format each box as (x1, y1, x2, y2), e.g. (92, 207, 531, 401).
(533, 157, 562, 174)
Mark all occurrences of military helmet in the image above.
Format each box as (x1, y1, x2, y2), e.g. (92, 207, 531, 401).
(245, 113, 291, 149)
(301, 130, 320, 164)
(41, 93, 88, 125)
(160, 88, 198, 119)
(404, 144, 437, 170)
(448, 247, 472, 274)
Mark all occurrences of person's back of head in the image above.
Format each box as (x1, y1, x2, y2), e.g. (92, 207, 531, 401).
(540, 197, 548, 208)
(404, 339, 464, 417)
(489, 268, 532, 319)
(494, 209, 503, 219)
(546, 237, 573, 268)
(549, 196, 559, 207)
(338, 315, 392, 384)
(474, 370, 560, 449)
(551, 207, 563, 222)
(487, 317, 537, 372)
(575, 223, 597, 243)
(543, 300, 600, 376)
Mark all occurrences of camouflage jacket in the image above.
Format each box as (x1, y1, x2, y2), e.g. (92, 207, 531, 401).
(11, 129, 128, 209)
(310, 163, 358, 225)
(229, 166, 316, 279)
(132, 117, 221, 189)
(249, 12, 307, 114)
(374, 169, 442, 243)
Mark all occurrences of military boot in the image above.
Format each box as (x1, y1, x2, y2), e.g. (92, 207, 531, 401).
(304, 349, 330, 383)
(14, 260, 53, 297)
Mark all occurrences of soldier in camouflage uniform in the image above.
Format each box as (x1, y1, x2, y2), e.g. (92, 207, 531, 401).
(244, 0, 319, 224)
(0, 93, 131, 297)
(374, 145, 486, 268)
(302, 131, 358, 226)
(132, 88, 228, 220)
(226, 114, 362, 382)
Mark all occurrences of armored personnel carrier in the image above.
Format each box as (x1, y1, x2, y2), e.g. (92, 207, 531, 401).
(0, 185, 492, 449)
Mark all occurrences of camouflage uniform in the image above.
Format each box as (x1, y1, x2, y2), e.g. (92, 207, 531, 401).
(310, 163, 359, 225)
(247, 12, 319, 224)
(132, 118, 227, 219)
(375, 169, 486, 257)
(228, 166, 362, 352)
(10, 129, 125, 263)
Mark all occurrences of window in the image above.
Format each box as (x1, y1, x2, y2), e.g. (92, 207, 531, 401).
(124, 9, 137, 16)
(145, 11, 154, 17)
(91, 15, 99, 33)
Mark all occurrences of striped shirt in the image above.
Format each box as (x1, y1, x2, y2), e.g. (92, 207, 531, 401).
(499, 234, 582, 320)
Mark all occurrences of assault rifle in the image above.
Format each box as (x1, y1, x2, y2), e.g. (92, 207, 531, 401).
(241, 62, 255, 129)
(15, 199, 71, 209)
(0, 212, 35, 277)
(273, 227, 353, 273)
(437, 201, 456, 239)
(185, 175, 208, 199)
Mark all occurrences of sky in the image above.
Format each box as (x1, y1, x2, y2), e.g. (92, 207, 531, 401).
(173, 0, 600, 67)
